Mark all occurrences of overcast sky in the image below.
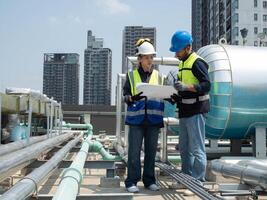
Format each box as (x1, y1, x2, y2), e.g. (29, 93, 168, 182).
(0, 0, 191, 104)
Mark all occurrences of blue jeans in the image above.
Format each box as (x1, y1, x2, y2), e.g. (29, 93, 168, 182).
(179, 114, 206, 181)
(125, 125, 159, 188)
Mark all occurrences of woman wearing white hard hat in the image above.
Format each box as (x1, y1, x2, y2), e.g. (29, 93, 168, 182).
(123, 38, 164, 193)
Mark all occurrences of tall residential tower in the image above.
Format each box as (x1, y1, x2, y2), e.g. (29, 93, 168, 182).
(83, 31, 112, 105)
(192, 0, 267, 50)
(43, 53, 79, 105)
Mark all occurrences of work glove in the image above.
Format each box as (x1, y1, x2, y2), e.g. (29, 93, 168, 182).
(131, 92, 146, 101)
(170, 93, 181, 103)
(174, 81, 189, 91)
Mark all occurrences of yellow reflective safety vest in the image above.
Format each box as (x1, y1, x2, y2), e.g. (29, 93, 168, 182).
(125, 69, 164, 125)
(178, 52, 200, 85)
(178, 52, 210, 105)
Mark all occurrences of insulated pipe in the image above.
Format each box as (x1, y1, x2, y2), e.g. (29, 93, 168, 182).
(116, 73, 126, 146)
(211, 159, 267, 190)
(46, 103, 50, 137)
(0, 133, 58, 157)
(0, 132, 74, 182)
(26, 96, 32, 143)
(89, 140, 121, 161)
(59, 103, 63, 135)
(63, 123, 92, 130)
(52, 135, 91, 200)
(0, 135, 82, 200)
(50, 98, 54, 138)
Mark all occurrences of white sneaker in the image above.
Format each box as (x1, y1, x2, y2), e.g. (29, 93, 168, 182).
(126, 185, 139, 193)
(183, 189, 194, 196)
(147, 184, 160, 191)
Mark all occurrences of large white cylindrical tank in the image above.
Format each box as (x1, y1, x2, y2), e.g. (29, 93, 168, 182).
(197, 45, 267, 139)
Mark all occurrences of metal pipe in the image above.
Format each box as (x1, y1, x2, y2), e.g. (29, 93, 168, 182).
(89, 140, 121, 161)
(127, 56, 180, 66)
(63, 123, 93, 137)
(161, 124, 167, 163)
(50, 98, 54, 138)
(0, 135, 82, 200)
(0, 94, 2, 145)
(116, 73, 126, 146)
(114, 142, 127, 162)
(63, 123, 92, 130)
(164, 117, 179, 126)
(160, 118, 179, 162)
(0, 133, 58, 157)
(52, 135, 91, 200)
(156, 162, 222, 200)
(211, 158, 267, 190)
(59, 102, 63, 135)
(0, 132, 74, 182)
(26, 96, 32, 143)
(46, 103, 50, 137)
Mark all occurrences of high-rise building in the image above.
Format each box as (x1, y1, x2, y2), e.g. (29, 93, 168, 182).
(83, 31, 112, 105)
(192, 0, 267, 51)
(122, 26, 156, 73)
(43, 53, 79, 105)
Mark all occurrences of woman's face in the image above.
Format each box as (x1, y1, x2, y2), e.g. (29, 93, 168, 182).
(139, 54, 154, 71)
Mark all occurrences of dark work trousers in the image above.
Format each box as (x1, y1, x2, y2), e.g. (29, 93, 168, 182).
(124, 125, 159, 188)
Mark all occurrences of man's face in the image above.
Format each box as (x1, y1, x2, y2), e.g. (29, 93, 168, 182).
(175, 48, 187, 60)
(175, 45, 191, 60)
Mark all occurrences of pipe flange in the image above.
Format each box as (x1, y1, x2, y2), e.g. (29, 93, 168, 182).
(82, 140, 91, 147)
(61, 167, 83, 184)
(60, 168, 83, 194)
(79, 149, 89, 156)
(19, 177, 39, 199)
(59, 175, 81, 194)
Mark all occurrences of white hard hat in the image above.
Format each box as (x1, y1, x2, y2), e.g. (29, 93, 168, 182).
(135, 40, 157, 56)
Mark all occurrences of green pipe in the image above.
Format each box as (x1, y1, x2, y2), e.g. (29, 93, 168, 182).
(167, 155, 181, 164)
(52, 135, 91, 200)
(89, 140, 121, 161)
(63, 123, 93, 137)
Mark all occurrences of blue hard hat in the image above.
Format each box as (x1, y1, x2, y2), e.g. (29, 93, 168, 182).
(169, 31, 193, 53)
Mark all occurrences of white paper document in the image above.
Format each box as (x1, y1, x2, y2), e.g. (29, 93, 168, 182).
(136, 83, 177, 99)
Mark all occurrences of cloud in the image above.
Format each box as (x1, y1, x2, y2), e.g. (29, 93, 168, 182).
(48, 16, 59, 24)
(96, 0, 130, 14)
(48, 15, 83, 25)
(68, 15, 82, 24)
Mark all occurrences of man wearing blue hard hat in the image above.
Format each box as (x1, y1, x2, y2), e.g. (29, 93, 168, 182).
(169, 30, 211, 184)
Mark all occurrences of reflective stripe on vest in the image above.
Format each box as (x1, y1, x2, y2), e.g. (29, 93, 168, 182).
(177, 52, 210, 104)
(125, 69, 164, 125)
(181, 94, 210, 104)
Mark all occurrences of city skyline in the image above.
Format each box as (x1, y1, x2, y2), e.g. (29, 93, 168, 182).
(0, 0, 191, 105)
